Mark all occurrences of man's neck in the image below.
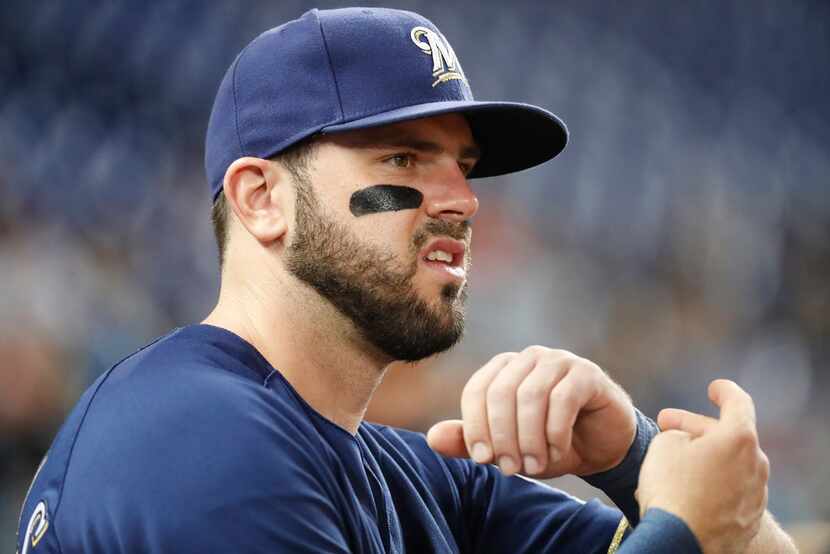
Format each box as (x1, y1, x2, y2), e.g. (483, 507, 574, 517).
(203, 272, 391, 435)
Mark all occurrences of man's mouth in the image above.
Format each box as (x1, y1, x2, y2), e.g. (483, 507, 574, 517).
(419, 238, 467, 280)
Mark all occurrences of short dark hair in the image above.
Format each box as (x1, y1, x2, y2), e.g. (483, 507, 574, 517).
(211, 139, 318, 268)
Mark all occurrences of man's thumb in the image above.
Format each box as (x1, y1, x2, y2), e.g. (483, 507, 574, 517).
(426, 420, 470, 458)
(657, 408, 718, 437)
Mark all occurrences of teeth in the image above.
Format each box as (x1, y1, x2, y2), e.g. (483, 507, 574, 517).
(426, 249, 453, 263)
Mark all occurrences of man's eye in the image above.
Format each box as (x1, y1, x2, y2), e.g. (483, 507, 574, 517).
(389, 154, 413, 168)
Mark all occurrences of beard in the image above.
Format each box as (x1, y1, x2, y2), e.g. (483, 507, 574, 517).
(285, 179, 469, 363)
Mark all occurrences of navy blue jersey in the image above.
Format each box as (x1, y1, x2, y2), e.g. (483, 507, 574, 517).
(17, 324, 700, 553)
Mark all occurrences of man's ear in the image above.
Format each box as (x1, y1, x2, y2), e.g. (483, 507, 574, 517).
(222, 157, 289, 244)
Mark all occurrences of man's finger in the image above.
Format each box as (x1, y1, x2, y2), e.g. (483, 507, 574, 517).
(426, 420, 469, 458)
(545, 363, 596, 464)
(460, 353, 514, 464)
(515, 357, 569, 475)
(657, 408, 717, 437)
(708, 379, 756, 426)
(486, 349, 539, 475)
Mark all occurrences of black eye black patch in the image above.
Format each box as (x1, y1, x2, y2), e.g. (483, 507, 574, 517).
(349, 185, 423, 217)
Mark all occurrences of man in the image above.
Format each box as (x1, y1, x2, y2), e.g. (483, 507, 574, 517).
(18, 7, 795, 553)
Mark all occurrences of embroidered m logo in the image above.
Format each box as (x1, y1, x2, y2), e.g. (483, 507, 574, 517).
(410, 26, 466, 87)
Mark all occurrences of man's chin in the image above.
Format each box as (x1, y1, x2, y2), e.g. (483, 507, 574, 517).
(371, 303, 465, 363)
(380, 331, 463, 363)
(423, 287, 466, 326)
(440, 282, 462, 302)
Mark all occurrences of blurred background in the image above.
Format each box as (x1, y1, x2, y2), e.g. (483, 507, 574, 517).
(2, 0, 828, 551)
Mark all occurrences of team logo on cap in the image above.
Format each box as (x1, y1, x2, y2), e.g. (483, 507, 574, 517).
(410, 26, 466, 87)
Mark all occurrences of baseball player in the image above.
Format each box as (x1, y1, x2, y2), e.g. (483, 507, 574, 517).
(18, 7, 795, 553)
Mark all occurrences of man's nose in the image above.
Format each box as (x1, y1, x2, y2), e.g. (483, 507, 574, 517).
(423, 163, 479, 222)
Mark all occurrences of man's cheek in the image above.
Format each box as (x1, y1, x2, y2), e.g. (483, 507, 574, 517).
(349, 185, 423, 216)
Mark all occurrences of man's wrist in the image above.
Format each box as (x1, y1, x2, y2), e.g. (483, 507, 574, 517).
(582, 408, 659, 525)
(583, 408, 657, 490)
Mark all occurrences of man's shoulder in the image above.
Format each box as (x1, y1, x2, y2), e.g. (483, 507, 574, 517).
(17, 327, 338, 552)
(71, 325, 323, 467)
(99, 324, 273, 393)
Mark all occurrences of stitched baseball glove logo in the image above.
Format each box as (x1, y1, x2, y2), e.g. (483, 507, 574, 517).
(21, 500, 49, 553)
(410, 26, 466, 87)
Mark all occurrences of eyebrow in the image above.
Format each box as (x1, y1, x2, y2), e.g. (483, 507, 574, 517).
(344, 132, 482, 161)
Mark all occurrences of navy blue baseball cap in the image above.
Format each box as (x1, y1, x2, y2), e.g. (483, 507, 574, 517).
(205, 7, 568, 201)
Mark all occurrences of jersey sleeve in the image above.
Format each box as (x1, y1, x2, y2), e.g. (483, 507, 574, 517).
(17, 375, 102, 554)
(582, 408, 661, 526)
(449, 458, 625, 553)
(440, 410, 703, 554)
(616, 509, 703, 554)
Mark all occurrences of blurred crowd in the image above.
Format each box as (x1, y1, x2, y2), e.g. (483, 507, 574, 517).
(2, 0, 828, 551)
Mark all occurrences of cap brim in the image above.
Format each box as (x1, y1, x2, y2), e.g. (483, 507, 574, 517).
(320, 100, 567, 178)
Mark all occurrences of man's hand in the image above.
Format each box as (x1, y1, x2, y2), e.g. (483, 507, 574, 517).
(427, 346, 637, 477)
(636, 379, 770, 553)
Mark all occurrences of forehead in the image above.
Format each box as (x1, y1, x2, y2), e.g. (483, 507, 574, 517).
(321, 113, 478, 156)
